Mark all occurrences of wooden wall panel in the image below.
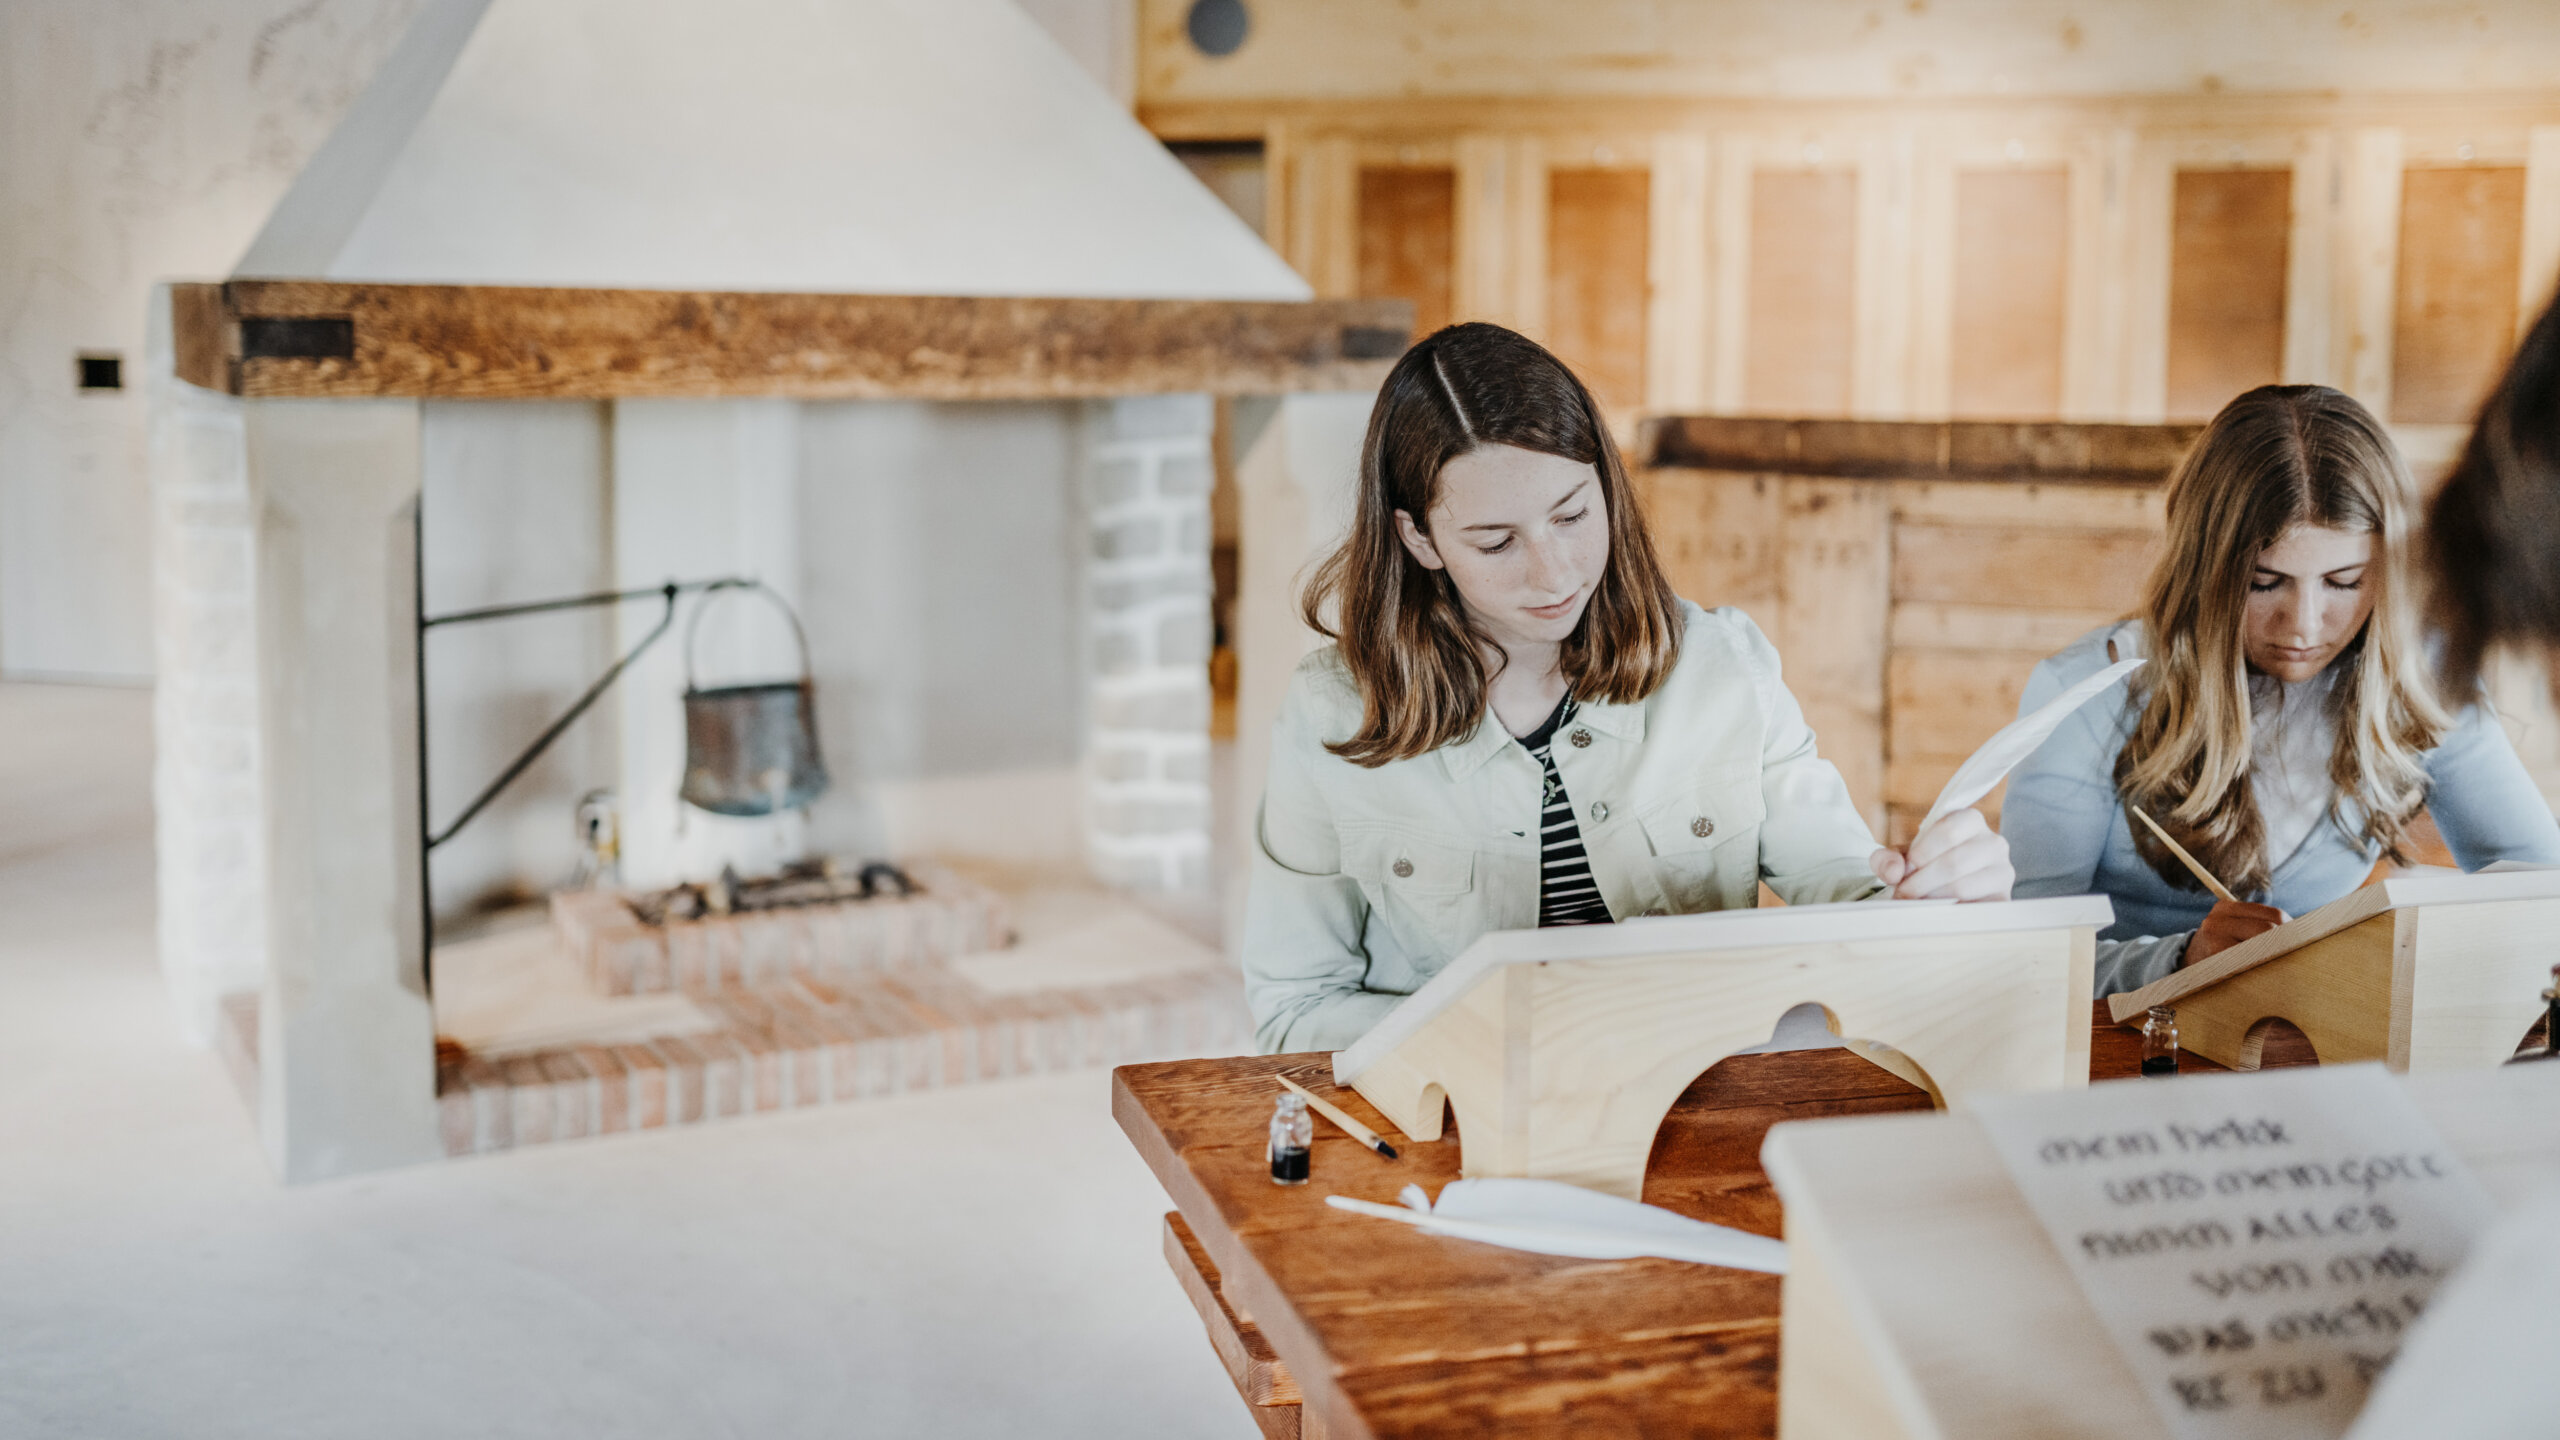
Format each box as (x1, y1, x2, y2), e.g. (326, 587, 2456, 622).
(1881, 638, 2058, 840)
(1546, 168, 1652, 415)
(1883, 754, 2018, 843)
(1949, 169, 2069, 420)
(1889, 478, 2165, 531)
(1642, 460, 2176, 842)
(2166, 168, 2290, 420)
(1745, 170, 1857, 416)
(1881, 636, 2071, 838)
(2393, 165, 2528, 423)
(1281, 132, 1361, 298)
(1358, 166, 1457, 341)
(1885, 756, 1966, 821)
(1892, 524, 2156, 611)
(1889, 602, 2121, 654)
(1889, 650, 2045, 760)
(1632, 468, 1783, 613)
(1882, 476, 2161, 839)
(1774, 479, 1891, 826)
(1633, 465, 1884, 824)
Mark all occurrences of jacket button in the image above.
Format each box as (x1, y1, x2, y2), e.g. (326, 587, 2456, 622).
(1391, 858, 1413, 878)
(1590, 801, 1610, 822)
(1692, 817, 1715, 838)
(1569, 728, 1593, 748)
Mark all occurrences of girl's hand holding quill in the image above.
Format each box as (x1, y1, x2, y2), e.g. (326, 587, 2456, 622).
(1869, 807, 2014, 901)
(2129, 804, 2288, 965)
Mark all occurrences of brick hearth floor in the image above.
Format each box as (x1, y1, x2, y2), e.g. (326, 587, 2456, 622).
(217, 876, 1250, 1159)
(444, 969, 1238, 1157)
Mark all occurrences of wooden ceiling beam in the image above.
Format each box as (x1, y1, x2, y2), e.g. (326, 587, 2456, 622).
(170, 281, 1410, 401)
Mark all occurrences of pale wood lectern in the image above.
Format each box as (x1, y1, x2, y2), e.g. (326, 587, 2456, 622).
(2105, 868, 2560, 1072)
(1329, 895, 2114, 1200)
(1760, 1065, 2560, 1440)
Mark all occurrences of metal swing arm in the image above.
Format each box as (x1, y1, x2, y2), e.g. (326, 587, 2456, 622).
(421, 576, 758, 851)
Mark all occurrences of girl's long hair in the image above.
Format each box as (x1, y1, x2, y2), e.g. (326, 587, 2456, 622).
(1301, 323, 1683, 767)
(2118, 385, 2447, 894)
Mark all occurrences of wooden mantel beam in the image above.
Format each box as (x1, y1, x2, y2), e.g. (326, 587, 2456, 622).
(169, 281, 1412, 401)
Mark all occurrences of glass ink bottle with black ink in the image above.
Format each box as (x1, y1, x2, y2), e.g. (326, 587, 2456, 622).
(2140, 1005, 2179, 1077)
(1269, 1092, 1313, 1184)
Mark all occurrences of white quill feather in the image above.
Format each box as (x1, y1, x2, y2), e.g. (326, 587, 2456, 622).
(1916, 656, 2145, 837)
(1325, 1178, 1787, 1274)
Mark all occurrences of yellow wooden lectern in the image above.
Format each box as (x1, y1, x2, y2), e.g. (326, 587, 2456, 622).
(2105, 869, 2560, 1072)
(1329, 896, 2114, 1200)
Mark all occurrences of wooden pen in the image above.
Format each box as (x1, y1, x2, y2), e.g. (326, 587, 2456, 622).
(1275, 1074, 1399, 1159)
(2130, 805, 2241, 904)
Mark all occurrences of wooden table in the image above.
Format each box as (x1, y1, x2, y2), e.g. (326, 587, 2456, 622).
(1112, 1004, 2307, 1439)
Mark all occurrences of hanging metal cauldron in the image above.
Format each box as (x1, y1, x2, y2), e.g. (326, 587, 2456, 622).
(421, 576, 829, 853)
(679, 584, 829, 817)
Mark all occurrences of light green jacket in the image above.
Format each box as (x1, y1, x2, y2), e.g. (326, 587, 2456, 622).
(1243, 601, 1887, 1054)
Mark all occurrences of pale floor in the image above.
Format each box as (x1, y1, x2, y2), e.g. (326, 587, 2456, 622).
(0, 681, 1253, 1439)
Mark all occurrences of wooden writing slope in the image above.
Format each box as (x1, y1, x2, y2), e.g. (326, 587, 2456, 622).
(2105, 868, 2560, 1072)
(1331, 896, 2114, 1200)
(1760, 1065, 2560, 1440)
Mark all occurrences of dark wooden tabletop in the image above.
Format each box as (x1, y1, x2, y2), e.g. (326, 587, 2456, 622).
(1113, 1003, 2291, 1439)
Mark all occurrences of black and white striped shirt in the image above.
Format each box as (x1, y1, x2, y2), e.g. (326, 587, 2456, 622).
(1517, 695, 1614, 927)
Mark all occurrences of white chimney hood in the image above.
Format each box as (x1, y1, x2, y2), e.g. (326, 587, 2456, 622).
(234, 0, 1310, 301)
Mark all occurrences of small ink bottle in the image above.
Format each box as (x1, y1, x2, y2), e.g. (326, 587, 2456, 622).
(1269, 1092, 1313, 1185)
(2140, 1005, 2179, 1077)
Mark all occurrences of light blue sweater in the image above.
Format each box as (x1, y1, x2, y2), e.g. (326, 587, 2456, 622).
(2005, 623, 2560, 996)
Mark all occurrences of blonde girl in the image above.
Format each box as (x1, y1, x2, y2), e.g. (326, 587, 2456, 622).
(2006, 384, 2560, 995)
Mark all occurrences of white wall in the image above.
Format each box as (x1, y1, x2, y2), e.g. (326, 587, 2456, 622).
(0, 0, 426, 681)
(1009, 0, 1136, 108)
(0, 0, 1142, 683)
(418, 401, 616, 918)
(606, 399, 813, 890)
(797, 400, 1089, 870)
(404, 396, 1091, 917)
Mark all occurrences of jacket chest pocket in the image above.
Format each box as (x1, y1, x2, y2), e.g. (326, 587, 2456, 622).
(1342, 828, 1481, 958)
(1637, 770, 1765, 913)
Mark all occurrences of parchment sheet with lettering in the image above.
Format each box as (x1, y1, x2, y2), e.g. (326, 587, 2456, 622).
(1971, 1065, 2492, 1440)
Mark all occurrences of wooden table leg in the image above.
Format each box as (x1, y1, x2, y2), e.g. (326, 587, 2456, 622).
(1163, 1212, 1304, 1438)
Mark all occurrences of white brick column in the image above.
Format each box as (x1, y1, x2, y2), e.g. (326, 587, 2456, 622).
(145, 285, 265, 1043)
(1083, 395, 1214, 895)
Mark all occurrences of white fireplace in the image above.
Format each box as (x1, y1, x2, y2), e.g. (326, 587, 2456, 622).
(145, 0, 1391, 1181)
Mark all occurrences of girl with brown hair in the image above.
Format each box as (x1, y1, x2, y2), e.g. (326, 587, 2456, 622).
(2005, 384, 2560, 998)
(1243, 323, 2011, 1054)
